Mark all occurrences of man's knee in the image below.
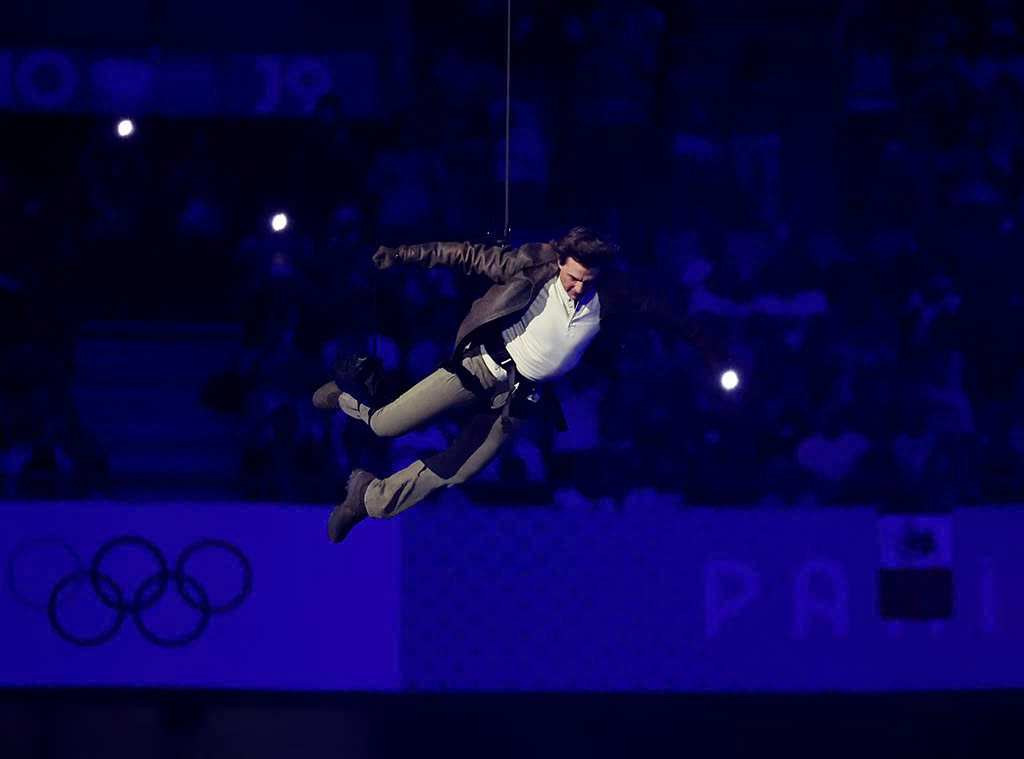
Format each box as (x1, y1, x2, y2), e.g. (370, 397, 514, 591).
(368, 411, 403, 438)
(445, 470, 469, 487)
(422, 413, 498, 480)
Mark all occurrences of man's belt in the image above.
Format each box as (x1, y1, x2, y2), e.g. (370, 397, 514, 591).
(481, 336, 546, 421)
(482, 335, 516, 374)
(454, 337, 565, 430)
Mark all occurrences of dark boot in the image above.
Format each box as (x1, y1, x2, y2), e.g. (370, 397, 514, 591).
(312, 354, 385, 411)
(328, 469, 376, 543)
(312, 381, 342, 410)
(332, 354, 385, 406)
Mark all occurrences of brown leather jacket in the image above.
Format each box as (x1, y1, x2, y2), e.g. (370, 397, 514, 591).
(391, 240, 716, 363)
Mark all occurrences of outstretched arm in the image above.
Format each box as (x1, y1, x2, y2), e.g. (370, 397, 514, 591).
(373, 241, 529, 283)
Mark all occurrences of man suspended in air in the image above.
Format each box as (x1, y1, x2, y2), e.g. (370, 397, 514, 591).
(313, 227, 734, 542)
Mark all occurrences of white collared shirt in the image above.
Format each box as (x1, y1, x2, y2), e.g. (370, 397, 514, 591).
(481, 275, 601, 382)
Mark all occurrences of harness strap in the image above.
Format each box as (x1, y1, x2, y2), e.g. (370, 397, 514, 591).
(482, 335, 524, 420)
(503, 362, 517, 421)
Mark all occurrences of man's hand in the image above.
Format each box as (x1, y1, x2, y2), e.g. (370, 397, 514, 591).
(372, 246, 399, 270)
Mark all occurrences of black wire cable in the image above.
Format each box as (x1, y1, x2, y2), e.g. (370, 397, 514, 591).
(503, 0, 511, 241)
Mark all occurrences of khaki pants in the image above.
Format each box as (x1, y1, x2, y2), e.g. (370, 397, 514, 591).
(355, 354, 521, 519)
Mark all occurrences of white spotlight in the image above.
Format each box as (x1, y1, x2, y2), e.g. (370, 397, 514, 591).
(271, 213, 289, 232)
(720, 369, 739, 391)
(116, 119, 134, 138)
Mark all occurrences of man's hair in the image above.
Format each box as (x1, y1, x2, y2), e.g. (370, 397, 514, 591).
(550, 226, 620, 269)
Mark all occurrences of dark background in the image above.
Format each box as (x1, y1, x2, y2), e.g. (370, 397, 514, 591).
(3, 0, 1022, 509)
(3, 0, 1023, 756)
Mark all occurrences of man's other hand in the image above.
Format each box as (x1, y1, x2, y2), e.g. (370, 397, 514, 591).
(372, 246, 399, 270)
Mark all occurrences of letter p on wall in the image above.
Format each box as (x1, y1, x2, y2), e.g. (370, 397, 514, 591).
(704, 560, 759, 637)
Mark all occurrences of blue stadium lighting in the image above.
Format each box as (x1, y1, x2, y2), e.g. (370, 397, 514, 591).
(116, 119, 134, 138)
(271, 213, 289, 232)
(721, 369, 739, 391)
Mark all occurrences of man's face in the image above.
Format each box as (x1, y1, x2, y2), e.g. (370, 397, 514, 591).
(558, 256, 600, 303)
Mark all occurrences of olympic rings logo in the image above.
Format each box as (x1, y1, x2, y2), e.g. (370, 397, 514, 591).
(36, 535, 253, 648)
